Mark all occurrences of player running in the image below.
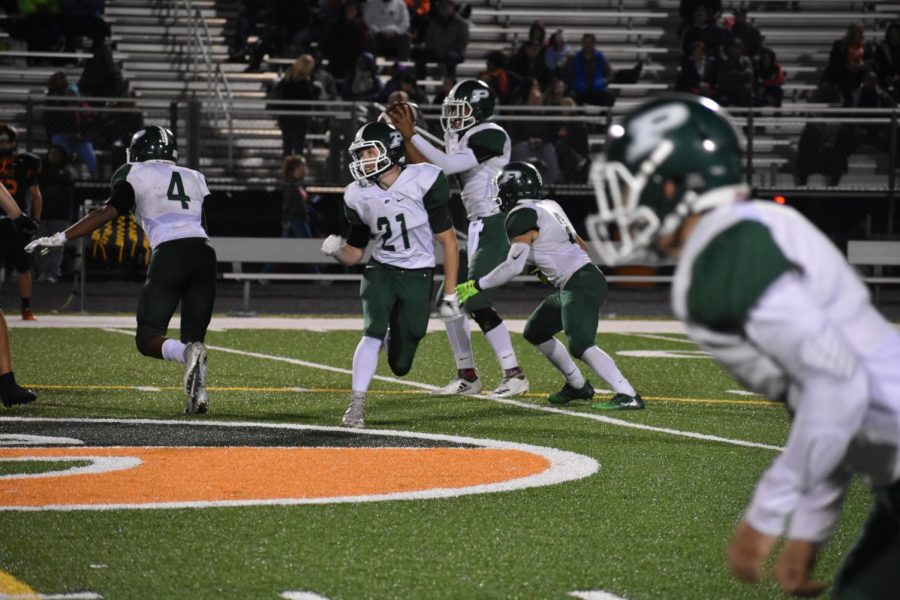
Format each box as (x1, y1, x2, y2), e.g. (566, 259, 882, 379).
(456, 162, 642, 409)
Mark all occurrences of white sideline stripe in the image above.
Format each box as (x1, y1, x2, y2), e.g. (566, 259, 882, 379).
(570, 591, 628, 600)
(102, 329, 783, 452)
(280, 592, 330, 600)
(9, 315, 690, 335)
(619, 333, 695, 344)
(0, 417, 599, 511)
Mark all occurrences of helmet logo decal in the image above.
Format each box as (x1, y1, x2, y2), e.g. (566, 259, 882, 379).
(625, 103, 690, 163)
(388, 131, 402, 148)
(499, 170, 521, 184)
(471, 89, 491, 102)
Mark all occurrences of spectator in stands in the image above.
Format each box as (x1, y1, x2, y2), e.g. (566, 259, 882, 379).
(60, 0, 109, 52)
(716, 38, 754, 107)
(675, 40, 717, 98)
(281, 155, 317, 240)
(527, 20, 547, 52)
(680, 5, 725, 59)
(563, 33, 615, 107)
(678, 0, 721, 34)
(509, 41, 552, 101)
(244, 0, 314, 71)
(795, 121, 847, 186)
(432, 75, 456, 105)
(364, 0, 411, 61)
(96, 90, 143, 173)
(553, 96, 589, 184)
(16, 0, 62, 54)
(398, 71, 428, 104)
(376, 62, 411, 103)
(544, 29, 574, 77)
(272, 54, 321, 157)
(34, 144, 74, 282)
(725, 7, 762, 62)
(405, 0, 431, 44)
(322, 1, 369, 80)
(542, 77, 567, 105)
(310, 48, 340, 102)
(228, 0, 261, 62)
(412, 0, 469, 81)
(510, 79, 560, 183)
(481, 50, 514, 105)
(342, 51, 383, 101)
(821, 24, 870, 104)
(754, 47, 784, 107)
(874, 22, 900, 102)
(43, 71, 98, 178)
(78, 43, 124, 100)
(832, 68, 899, 179)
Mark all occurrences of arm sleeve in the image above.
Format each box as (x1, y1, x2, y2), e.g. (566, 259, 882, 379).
(478, 242, 531, 290)
(410, 133, 478, 175)
(343, 203, 371, 249)
(104, 180, 136, 215)
(740, 272, 869, 538)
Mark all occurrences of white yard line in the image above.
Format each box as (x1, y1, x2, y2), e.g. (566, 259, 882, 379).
(100, 329, 782, 452)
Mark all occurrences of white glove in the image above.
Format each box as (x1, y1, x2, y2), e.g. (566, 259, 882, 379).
(320, 234, 344, 258)
(25, 231, 67, 255)
(437, 293, 463, 321)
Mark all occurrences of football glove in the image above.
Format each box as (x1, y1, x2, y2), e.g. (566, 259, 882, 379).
(24, 231, 67, 255)
(12, 215, 38, 240)
(455, 280, 481, 304)
(530, 267, 551, 286)
(320, 234, 344, 258)
(437, 293, 463, 320)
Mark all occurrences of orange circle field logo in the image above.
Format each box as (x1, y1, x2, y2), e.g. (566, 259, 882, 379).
(0, 417, 598, 511)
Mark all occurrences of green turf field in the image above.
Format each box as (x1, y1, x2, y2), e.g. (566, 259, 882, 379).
(1, 324, 869, 599)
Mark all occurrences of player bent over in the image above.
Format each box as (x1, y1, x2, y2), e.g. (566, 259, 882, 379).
(321, 121, 461, 428)
(26, 126, 215, 414)
(456, 162, 642, 410)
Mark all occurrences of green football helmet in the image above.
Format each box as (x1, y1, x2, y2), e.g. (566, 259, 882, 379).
(348, 121, 405, 182)
(127, 126, 178, 163)
(441, 79, 495, 134)
(586, 94, 749, 265)
(495, 161, 543, 212)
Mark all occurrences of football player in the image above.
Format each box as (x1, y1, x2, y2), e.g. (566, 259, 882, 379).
(389, 79, 529, 399)
(321, 121, 461, 428)
(0, 124, 42, 320)
(26, 126, 215, 415)
(456, 162, 642, 409)
(0, 181, 38, 407)
(588, 94, 900, 596)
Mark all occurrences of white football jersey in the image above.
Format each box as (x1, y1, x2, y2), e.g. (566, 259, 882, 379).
(509, 200, 591, 288)
(344, 163, 443, 269)
(115, 161, 209, 248)
(445, 122, 510, 220)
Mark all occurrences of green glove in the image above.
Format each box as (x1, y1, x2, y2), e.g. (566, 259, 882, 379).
(456, 279, 480, 304)
(530, 267, 551, 286)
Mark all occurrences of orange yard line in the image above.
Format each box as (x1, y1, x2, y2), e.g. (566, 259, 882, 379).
(0, 447, 550, 507)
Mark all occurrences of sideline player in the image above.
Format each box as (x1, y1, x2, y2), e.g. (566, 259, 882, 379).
(588, 93, 900, 596)
(0, 124, 42, 320)
(26, 126, 215, 414)
(388, 80, 529, 398)
(456, 162, 642, 409)
(321, 121, 460, 428)
(0, 180, 38, 407)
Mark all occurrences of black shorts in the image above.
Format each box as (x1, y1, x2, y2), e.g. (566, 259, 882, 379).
(0, 218, 31, 274)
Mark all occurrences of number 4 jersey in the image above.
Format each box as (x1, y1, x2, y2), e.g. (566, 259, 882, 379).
(107, 161, 209, 248)
(343, 163, 449, 269)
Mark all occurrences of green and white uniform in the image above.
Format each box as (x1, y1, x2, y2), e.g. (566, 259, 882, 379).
(343, 163, 450, 375)
(479, 199, 607, 358)
(107, 161, 216, 345)
(674, 200, 900, 597)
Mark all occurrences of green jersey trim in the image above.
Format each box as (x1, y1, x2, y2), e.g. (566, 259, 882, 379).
(111, 163, 132, 185)
(468, 128, 507, 163)
(505, 207, 539, 239)
(422, 171, 450, 210)
(687, 220, 795, 332)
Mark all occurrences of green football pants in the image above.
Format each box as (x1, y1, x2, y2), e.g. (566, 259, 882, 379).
(522, 264, 609, 359)
(360, 261, 433, 376)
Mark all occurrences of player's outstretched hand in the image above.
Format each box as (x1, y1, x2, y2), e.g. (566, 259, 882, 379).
(387, 102, 415, 139)
(774, 540, 827, 597)
(438, 293, 462, 321)
(455, 280, 480, 304)
(320, 234, 344, 258)
(12, 215, 38, 240)
(727, 519, 779, 584)
(24, 231, 67, 255)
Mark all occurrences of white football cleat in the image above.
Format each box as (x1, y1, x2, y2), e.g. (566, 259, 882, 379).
(341, 392, 366, 428)
(183, 342, 208, 414)
(492, 374, 529, 398)
(431, 375, 482, 396)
